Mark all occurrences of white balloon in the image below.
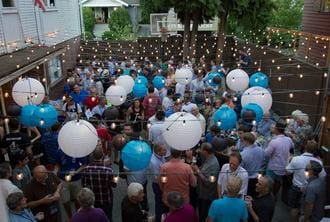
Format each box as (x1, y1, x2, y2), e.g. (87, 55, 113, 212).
(116, 75, 135, 94)
(105, 85, 127, 106)
(58, 120, 98, 158)
(226, 69, 249, 92)
(12, 77, 45, 106)
(241, 86, 272, 113)
(175, 68, 193, 85)
(163, 112, 202, 151)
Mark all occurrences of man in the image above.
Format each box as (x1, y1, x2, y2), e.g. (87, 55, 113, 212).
(70, 84, 89, 111)
(12, 152, 32, 189)
(238, 49, 252, 74)
(235, 124, 251, 151)
(257, 112, 275, 138)
(240, 133, 265, 198)
(62, 96, 82, 121)
(303, 160, 326, 222)
(159, 149, 197, 204)
(191, 104, 206, 135)
(217, 152, 248, 198)
(55, 149, 87, 219)
(286, 140, 326, 221)
(41, 122, 61, 171)
(190, 70, 205, 102)
(143, 86, 161, 120)
(0, 118, 32, 167)
(84, 87, 99, 110)
(207, 176, 248, 222)
(149, 143, 167, 222)
(121, 182, 147, 222)
(7, 192, 44, 221)
(291, 113, 313, 154)
(163, 191, 198, 222)
(247, 175, 275, 222)
(162, 88, 174, 112)
(149, 111, 170, 157)
(265, 121, 294, 195)
(191, 143, 220, 222)
(23, 165, 61, 222)
(182, 95, 197, 113)
(81, 147, 117, 221)
(91, 96, 108, 117)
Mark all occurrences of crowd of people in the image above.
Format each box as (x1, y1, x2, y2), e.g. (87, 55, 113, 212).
(0, 54, 327, 222)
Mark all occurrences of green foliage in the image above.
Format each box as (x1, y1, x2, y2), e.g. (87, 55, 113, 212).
(105, 7, 135, 40)
(140, 0, 170, 24)
(84, 31, 94, 40)
(269, 0, 304, 29)
(83, 8, 95, 33)
(108, 7, 132, 32)
(102, 27, 136, 41)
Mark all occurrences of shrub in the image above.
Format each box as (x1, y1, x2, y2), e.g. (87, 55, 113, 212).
(83, 8, 95, 33)
(108, 7, 132, 33)
(84, 31, 94, 40)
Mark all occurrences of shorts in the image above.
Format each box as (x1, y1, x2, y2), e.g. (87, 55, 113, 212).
(60, 179, 82, 203)
(287, 185, 303, 208)
(266, 169, 283, 182)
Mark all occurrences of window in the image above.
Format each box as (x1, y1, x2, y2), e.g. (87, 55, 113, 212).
(43, 0, 55, 8)
(322, 0, 330, 12)
(2, 0, 15, 7)
(48, 56, 62, 84)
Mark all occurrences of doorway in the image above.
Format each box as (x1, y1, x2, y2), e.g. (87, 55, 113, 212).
(102, 7, 108, 23)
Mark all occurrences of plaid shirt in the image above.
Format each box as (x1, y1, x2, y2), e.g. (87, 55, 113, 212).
(81, 161, 116, 205)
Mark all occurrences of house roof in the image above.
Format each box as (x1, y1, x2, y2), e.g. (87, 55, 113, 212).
(81, 0, 129, 7)
(122, 0, 140, 5)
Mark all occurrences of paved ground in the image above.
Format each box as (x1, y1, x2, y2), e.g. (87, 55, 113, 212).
(93, 24, 109, 39)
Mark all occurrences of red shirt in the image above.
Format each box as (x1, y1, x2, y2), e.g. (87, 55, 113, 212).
(96, 126, 112, 153)
(85, 96, 99, 110)
(143, 95, 161, 119)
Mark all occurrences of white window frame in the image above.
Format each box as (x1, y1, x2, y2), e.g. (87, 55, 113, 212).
(48, 56, 62, 84)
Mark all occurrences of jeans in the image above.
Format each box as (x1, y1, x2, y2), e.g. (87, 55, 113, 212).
(152, 182, 164, 222)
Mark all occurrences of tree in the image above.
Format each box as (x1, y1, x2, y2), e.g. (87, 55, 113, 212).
(140, 0, 169, 24)
(103, 7, 134, 40)
(83, 8, 95, 39)
(215, 0, 276, 64)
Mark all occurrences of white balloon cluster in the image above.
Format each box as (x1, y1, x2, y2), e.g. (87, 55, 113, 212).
(12, 77, 45, 106)
(241, 86, 273, 113)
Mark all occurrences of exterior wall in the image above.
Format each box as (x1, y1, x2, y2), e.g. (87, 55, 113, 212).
(126, 6, 140, 30)
(297, 0, 330, 67)
(0, 0, 81, 55)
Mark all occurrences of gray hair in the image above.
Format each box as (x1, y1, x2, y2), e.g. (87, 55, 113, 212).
(77, 188, 95, 209)
(296, 113, 309, 123)
(6, 192, 24, 210)
(263, 175, 274, 193)
(127, 182, 143, 199)
(167, 191, 184, 209)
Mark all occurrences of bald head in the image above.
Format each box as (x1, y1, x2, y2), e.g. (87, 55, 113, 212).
(33, 165, 48, 183)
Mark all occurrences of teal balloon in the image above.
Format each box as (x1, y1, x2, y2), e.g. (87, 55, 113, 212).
(122, 140, 152, 171)
(33, 104, 58, 128)
(249, 72, 269, 88)
(135, 75, 148, 86)
(241, 103, 264, 123)
(20, 105, 38, 127)
(207, 72, 224, 87)
(152, 75, 165, 89)
(133, 83, 147, 98)
(213, 105, 237, 130)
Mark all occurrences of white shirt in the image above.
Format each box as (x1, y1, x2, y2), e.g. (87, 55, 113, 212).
(0, 179, 21, 222)
(175, 83, 186, 99)
(190, 79, 205, 97)
(162, 97, 173, 111)
(286, 152, 326, 188)
(217, 164, 249, 196)
(182, 102, 197, 113)
(91, 105, 108, 117)
(196, 113, 206, 135)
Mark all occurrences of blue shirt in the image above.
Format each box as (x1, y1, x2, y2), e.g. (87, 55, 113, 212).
(205, 132, 214, 143)
(8, 209, 36, 222)
(240, 144, 265, 178)
(149, 153, 166, 183)
(257, 119, 275, 137)
(208, 196, 248, 222)
(70, 89, 89, 107)
(41, 132, 59, 164)
(56, 150, 87, 181)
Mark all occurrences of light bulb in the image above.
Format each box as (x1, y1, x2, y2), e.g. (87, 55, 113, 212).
(209, 176, 216, 183)
(147, 123, 151, 129)
(182, 120, 186, 127)
(289, 93, 293, 98)
(16, 173, 24, 180)
(4, 92, 9, 98)
(252, 120, 256, 126)
(65, 174, 72, 182)
(161, 176, 168, 183)
(120, 96, 124, 102)
(217, 120, 221, 127)
(278, 77, 282, 81)
(4, 118, 9, 123)
(111, 123, 116, 129)
(113, 176, 119, 183)
(257, 173, 262, 179)
(321, 116, 326, 122)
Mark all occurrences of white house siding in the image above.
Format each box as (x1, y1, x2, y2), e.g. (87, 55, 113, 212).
(40, 0, 81, 46)
(16, 0, 39, 45)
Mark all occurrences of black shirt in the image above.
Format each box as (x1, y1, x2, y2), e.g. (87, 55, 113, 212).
(0, 132, 31, 166)
(121, 196, 145, 222)
(249, 193, 275, 222)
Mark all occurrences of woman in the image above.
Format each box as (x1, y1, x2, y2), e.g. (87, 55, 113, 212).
(71, 188, 109, 222)
(126, 99, 144, 132)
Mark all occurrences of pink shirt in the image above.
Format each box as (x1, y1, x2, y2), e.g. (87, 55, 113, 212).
(143, 95, 161, 119)
(159, 159, 197, 203)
